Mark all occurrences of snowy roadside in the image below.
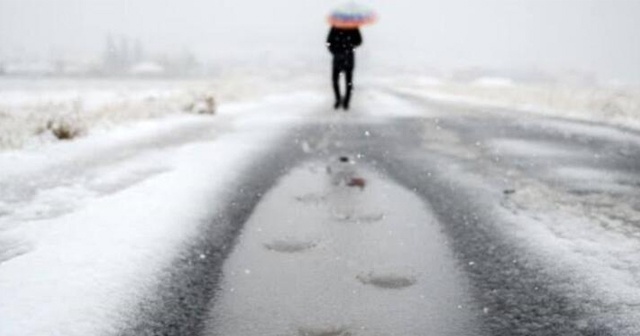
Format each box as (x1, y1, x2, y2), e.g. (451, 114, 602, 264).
(0, 91, 324, 336)
(391, 78, 640, 131)
(0, 79, 216, 150)
(0, 74, 324, 151)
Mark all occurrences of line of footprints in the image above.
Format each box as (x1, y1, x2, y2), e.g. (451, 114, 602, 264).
(262, 157, 418, 336)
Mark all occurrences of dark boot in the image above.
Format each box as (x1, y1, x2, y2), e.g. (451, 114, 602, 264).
(343, 88, 351, 110)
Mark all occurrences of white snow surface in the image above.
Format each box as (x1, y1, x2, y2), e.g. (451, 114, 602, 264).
(0, 90, 322, 336)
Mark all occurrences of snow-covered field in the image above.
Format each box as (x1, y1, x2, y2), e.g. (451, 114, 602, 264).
(0, 75, 324, 150)
(396, 77, 640, 130)
(2, 76, 638, 152)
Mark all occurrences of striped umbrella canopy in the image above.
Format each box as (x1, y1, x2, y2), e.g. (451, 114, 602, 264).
(328, 2, 377, 29)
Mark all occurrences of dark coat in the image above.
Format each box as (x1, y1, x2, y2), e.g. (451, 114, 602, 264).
(326, 27, 362, 56)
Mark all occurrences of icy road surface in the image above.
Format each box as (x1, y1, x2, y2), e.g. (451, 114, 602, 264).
(2, 88, 640, 336)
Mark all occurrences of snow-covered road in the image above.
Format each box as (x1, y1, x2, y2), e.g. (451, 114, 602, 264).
(1, 87, 640, 336)
(207, 163, 478, 336)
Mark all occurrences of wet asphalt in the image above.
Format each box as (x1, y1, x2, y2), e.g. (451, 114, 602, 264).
(119, 92, 640, 336)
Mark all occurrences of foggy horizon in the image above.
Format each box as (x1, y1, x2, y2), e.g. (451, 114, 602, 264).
(1, 0, 639, 83)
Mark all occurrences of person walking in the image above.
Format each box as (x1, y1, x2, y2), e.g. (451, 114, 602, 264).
(327, 26, 362, 110)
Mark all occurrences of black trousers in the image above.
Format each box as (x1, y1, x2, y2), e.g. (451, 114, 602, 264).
(332, 52, 355, 104)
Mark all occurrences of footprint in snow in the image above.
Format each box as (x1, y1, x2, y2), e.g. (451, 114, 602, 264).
(298, 325, 352, 336)
(295, 193, 326, 206)
(357, 272, 417, 289)
(264, 239, 317, 253)
(332, 212, 385, 223)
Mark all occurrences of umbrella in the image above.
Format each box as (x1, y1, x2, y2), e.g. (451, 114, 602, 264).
(328, 2, 377, 29)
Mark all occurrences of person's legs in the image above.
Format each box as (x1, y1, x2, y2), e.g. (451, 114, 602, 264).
(342, 53, 355, 110)
(332, 61, 342, 109)
(343, 68, 353, 110)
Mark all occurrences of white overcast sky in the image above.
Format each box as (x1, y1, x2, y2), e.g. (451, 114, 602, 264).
(1, 0, 639, 82)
